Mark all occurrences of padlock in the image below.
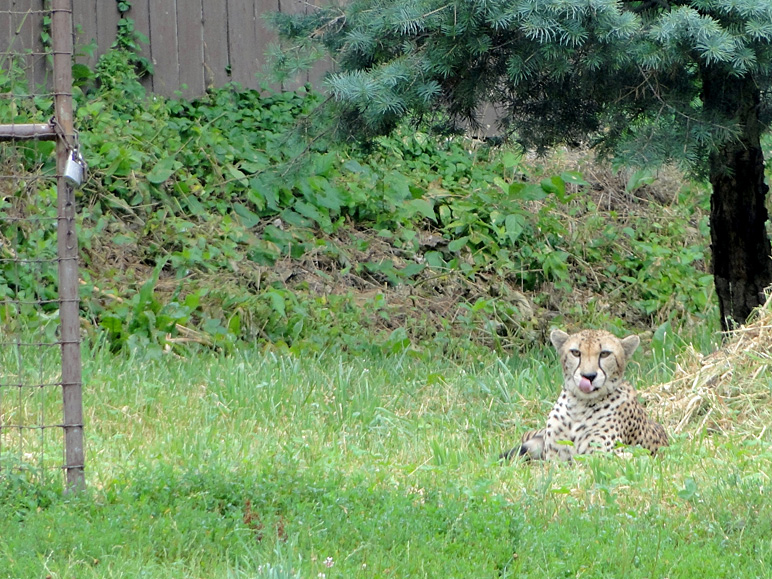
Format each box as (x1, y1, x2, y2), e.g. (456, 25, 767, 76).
(64, 149, 87, 188)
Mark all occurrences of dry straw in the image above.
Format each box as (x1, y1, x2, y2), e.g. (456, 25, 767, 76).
(645, 294, 772, 440)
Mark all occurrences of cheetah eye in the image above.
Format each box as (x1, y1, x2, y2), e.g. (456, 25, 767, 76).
(599, 351, 612, 359)
(569, 349, 581, 358)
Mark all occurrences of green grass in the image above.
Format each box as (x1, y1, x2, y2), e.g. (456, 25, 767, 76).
(2, 337, 772, 578)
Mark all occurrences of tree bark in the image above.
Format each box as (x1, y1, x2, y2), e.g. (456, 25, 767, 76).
(702, 69, 772, 332)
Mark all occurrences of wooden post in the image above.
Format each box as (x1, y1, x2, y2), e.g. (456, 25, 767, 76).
(52, 0, 85, 492)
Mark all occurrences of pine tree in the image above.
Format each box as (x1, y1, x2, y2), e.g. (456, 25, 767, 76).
(274, 0, 772, 331)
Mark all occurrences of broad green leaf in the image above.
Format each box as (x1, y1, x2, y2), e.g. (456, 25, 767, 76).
(147, 156, 178, 184)
(233, 203, 261, 228)
(228, 312, 241, 335)
(185, 194, 206, 216)
(294, 200, 330, 230)
(307, 175, 329, 192)
(227, 165, 249, 186)
(315, 185, 344, 212)
(626, 168, 655, 192)
(405, 198, 436, 221)
(560, 171, 588, 187)
(267, 290, 286, 318)
(100, 314, 123, 333)
(111, 234, 134, 246)
(424, 251, 445, 268)
(505, 213, 525, 244)
(184, 292, 201, 310)
(510, 182, 547, 201)
(494, 176, 509, 192)
(540, 175, 566, 197)
(678, 478, 698, 501)
(501, 151, 521, 169)
(448, 236, 469, 252)
(400, 262, 426, 277)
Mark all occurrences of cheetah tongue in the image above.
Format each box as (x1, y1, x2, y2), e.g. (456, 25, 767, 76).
(578, 377, 594, 393)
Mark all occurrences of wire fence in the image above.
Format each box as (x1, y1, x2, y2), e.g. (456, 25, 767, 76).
(0, 0, 85, 491)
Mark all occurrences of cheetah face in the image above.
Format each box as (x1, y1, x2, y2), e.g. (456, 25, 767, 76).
(550, 329, 640, 400)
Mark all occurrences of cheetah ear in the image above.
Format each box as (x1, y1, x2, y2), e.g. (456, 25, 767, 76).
(550, 329, 570, 351)
(620, 335, 640, 359)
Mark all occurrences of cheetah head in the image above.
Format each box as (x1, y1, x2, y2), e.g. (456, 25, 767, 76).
(550, 329, 640, 400)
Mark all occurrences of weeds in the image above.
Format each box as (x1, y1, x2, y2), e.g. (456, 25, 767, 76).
(2, 42, 716, 355)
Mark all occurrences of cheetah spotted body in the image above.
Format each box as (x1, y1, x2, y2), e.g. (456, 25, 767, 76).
(503, 329, 668, 461)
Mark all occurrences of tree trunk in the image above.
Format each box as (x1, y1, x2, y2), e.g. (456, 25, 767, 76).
(702, 69, 772, 332)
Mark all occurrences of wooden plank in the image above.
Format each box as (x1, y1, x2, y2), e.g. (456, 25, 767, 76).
(31, 1, 49, 90)
(226, 0, 258, 89)
(148, 0, 179, 96)
(276, 0, 332, 92)
(96, 0, 120, 57)
(0, 4, 13, 76)
(276, 0, 302, 90)
(6, 1, 26, 57)
(128, 0, 153, 92)
(202, 0, 230, 89)
(176, 0, 205, 98)
(301, 0, 332, 92)
(10, 0, 38, 91)
(72, 0, 98, 69)
(254, 0, 278, 87)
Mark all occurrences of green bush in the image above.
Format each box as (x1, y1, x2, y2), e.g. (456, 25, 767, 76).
(0, 44, 715, 355)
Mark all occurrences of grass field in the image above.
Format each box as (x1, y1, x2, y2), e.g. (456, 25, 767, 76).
(2, 334, 772, 578)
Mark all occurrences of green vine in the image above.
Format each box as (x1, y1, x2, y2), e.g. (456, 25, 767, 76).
(40, 1, 52, 57)
(111, 0, 153, 78)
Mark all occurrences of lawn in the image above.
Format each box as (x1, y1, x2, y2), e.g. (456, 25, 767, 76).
(2, 338, 772, 578)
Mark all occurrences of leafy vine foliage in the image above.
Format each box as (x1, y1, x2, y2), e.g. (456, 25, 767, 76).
(1, 4, 716, 356)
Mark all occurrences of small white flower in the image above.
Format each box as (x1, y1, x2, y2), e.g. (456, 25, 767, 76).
(325, 556, 335, 568)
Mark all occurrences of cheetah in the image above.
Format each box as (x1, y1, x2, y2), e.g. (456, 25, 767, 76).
(502, 329, 668, 461)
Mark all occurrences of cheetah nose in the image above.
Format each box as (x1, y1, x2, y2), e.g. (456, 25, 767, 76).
(581, 372, 597, 383)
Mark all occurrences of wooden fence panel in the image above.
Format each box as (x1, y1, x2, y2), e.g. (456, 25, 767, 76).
(201, 0, 229, 89)
(255, 0, 279, 84)
(304, 0, 330, 88)
(128, 0, 153, 92)
(7, 1, 47, 90)
(72, 0, 97, 68)
(177, 0, 205, 98)
(96, 0, 120, 62)
(0, 6, 12, 72)
(32, 1, 49, 89)
(149, 0, 180, 96)
(226, 0, 259, 89)
(6, 0, 330, 98)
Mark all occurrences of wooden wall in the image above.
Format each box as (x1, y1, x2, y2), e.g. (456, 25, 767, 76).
(68, 0, 324, 98)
